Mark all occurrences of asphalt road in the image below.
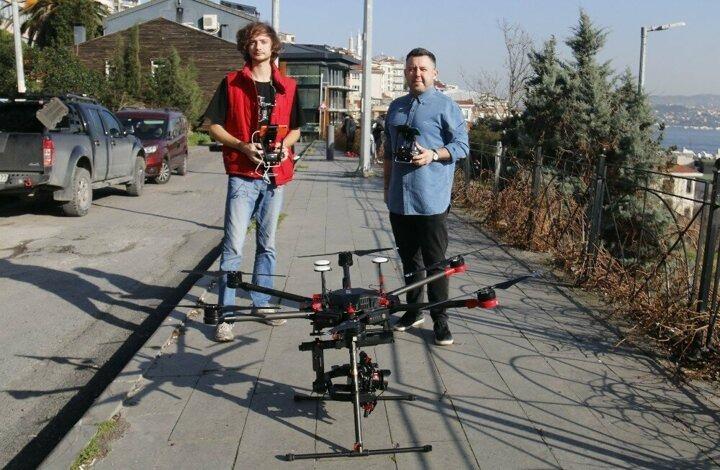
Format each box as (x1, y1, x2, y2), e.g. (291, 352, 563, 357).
(0, 146, 228, 468)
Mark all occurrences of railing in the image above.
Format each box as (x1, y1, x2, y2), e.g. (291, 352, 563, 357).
(456, 141, 720, 356)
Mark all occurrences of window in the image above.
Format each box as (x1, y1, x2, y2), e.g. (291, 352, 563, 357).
(298, 89, 320, 109)
(150, 59, 166, 77)
(99, 110, 122, 136)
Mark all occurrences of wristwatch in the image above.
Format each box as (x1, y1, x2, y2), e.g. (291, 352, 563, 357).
(431, 149, 440, 162)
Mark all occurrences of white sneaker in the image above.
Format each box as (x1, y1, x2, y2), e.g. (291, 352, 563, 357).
(254, 307, 286, 326)
(214, 322, 234, 342)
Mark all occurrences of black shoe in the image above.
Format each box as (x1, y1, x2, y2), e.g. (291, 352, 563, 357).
(434, 321, 454, 346)
(393, 311, 424, 331)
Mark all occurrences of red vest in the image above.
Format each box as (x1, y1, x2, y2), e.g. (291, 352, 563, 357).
(222, 65, 297, 185)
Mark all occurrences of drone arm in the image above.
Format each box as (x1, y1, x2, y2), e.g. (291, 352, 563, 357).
(237, 282, 313, 304)
(387, 263, 466, 297)
(221, 311, 312, 323)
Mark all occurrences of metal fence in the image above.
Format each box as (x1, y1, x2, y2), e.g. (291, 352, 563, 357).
(459, 141, 720, 353)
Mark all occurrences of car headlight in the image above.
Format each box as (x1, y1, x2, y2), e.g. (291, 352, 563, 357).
(144, 145, 158, 154)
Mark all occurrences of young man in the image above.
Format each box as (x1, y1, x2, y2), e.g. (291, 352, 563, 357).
(203, 22, 304, 342)
(383, 48, 469, 346)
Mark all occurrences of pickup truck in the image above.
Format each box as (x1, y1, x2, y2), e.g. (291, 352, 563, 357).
(0, 94, 146, 216)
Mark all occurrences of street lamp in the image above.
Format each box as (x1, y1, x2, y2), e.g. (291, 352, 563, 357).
(638, 21, 686, 94)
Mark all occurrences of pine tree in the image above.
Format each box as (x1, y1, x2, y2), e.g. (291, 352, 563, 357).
(563, 10, 613, 160)
(522, 36, 569, 155)
(123, 25, 141, 96)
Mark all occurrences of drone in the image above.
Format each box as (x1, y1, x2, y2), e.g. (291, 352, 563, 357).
(183, 247, 539, 461)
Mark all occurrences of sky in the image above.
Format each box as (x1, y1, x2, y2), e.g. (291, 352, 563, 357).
(236, 0, 720, 96)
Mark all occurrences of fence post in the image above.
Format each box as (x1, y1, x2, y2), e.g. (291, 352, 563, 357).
(464, 146, 472, 186)
(493, 141, 503, 193)
(585, 153, 606, 276)
(532, 146, 544, 199)
(326, 124, 334, 160)
(689, 179, 712, 308)
(696, 167, 720, 314)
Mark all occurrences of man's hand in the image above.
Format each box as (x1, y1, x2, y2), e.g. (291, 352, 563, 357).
(411, 144, 434, 166)
(274, 142, 290, 161)
(241, 142, 264, 165)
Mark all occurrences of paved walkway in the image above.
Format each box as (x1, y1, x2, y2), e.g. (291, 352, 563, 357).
(44, 146, 720, 469)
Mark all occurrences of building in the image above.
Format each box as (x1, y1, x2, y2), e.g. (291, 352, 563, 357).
(97, 0, 142, 14)
(374, 55, 405, 99)
(75, 17, 245, 103)
(103, 0, 257, 43)
(280, 43, 360, 137)
(665, 164, 704, 218)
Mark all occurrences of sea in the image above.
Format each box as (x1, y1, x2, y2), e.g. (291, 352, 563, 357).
(661, 126, 720, 154)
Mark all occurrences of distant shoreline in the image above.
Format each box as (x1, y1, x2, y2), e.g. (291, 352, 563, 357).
(660, 126, 720, 154)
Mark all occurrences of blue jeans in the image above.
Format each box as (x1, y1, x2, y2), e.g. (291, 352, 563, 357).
(219, 176, 284, 308)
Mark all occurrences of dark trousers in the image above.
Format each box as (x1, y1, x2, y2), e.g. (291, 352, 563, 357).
(390, 210, 449, 323)
(345, 131, 355, 151)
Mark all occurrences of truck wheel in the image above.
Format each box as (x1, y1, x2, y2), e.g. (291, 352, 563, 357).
(126, 156, 145, 196)
(177, 153, 188, 176)
(153, 158, 171, 184)
(62, 168, 92, 217)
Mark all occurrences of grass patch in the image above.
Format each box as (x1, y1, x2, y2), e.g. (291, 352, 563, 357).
(188, 131, 212, 146)
(71, 415, 127, 470)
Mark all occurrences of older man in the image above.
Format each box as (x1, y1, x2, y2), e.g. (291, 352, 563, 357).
(383, 47, 469, 346)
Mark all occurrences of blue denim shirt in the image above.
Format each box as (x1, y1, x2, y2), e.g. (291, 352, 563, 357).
(384, 87, 469, 215)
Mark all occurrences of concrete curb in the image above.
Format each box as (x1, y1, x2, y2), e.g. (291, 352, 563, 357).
(39, 274, 215, 469)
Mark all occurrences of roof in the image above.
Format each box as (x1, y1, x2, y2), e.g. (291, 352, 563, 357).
(668, 164, 703, 175)
(80, 17, 233, 47)
(105, 0, 257, 23)
(280, 43, 360, 66)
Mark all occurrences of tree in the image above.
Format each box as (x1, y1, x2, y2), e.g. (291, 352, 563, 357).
(521, 36, 569, 155)
(29, 45, 106, 97)
(123, 25, 141, 95)
(145, 48, 203, 124)
(563, 10, 613, 160)
(0, 29, 26, 96)
(464, 19, 533, 114)
(21, 0, 107, 48)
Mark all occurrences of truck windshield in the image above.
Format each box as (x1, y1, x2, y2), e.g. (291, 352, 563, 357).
(120, 117, 167, 140)
(0, 102, 45, 133)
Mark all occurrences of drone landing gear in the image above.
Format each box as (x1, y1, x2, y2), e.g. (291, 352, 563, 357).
(286, 331, 432, 461)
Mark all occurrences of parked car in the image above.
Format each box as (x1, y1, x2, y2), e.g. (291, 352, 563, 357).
(116, 108, 189, 184)
(0, 94, 146, 216)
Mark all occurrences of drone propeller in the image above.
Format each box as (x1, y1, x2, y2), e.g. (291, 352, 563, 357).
(182, 269, 286, 278)
(175, 303, 281, 312)
(298, 247, 394, 258)
(403, 247, 490, 278)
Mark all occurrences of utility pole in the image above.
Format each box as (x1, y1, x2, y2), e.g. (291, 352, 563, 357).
(11, 0, 26, 94)
(638, 22, 685, 94)
(271, 0, 279, 33)
(360, 0, 373, 175)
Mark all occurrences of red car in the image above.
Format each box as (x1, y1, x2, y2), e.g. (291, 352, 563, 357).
(117, 108, 189, 184)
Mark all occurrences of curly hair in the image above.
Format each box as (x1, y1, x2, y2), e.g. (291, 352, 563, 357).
(236, 22, 282, 63)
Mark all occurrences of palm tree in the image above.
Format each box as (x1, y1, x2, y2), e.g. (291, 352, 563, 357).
(20, 0, 108, 48)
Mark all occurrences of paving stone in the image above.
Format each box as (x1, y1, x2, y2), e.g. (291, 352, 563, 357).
(169, 368, 260, 443)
